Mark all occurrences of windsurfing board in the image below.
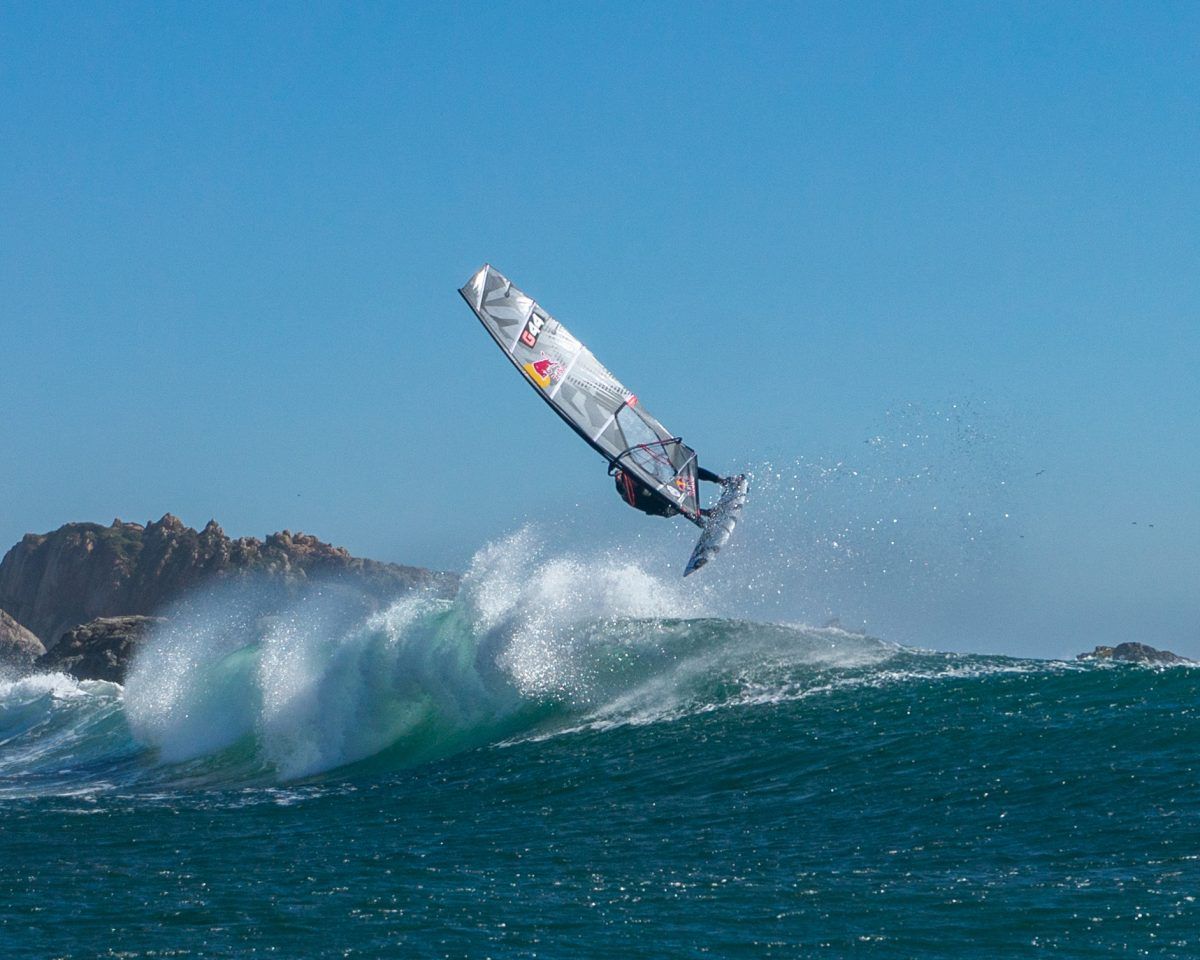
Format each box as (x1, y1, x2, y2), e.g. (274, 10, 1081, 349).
(683, 475, 748, 577)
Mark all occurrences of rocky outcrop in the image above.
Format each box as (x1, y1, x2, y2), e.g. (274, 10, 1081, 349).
(0, 516, 458, 652)
(35, 616, 165, 683)
(1076, 642, 1192, 665)
(0, 608, 45, 671)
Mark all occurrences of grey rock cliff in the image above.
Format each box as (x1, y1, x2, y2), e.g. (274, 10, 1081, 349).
(0, 515, 458, 651)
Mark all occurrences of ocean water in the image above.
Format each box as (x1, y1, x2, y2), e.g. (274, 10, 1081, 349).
(1, 532, 1196, 958)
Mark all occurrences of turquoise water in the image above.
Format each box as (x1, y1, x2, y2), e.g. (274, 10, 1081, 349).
(2, 537, 1196, 957)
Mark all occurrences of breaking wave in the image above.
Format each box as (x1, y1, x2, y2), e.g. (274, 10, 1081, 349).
(0, 529, 1176, 798)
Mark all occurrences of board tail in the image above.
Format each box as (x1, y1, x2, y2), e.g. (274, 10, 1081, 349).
(683, 475, 749, 577)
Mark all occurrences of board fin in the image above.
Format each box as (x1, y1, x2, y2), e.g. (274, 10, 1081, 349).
(683, 475, 749, 577)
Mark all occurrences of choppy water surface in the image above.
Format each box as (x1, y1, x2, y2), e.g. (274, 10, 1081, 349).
(2, 532, 1196, 958)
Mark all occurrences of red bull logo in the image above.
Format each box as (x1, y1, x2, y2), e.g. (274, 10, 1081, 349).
(523, 357, 559, 389)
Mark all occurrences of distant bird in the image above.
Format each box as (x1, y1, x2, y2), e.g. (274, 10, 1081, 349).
(1034, 469, 1045, 477)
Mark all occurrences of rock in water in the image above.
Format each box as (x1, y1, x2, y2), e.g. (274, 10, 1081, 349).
(34, 616, 167, 683)
(1076, 642, 1191, 664)
(0, 515, 458, 652)
(0, 608, 45, 672)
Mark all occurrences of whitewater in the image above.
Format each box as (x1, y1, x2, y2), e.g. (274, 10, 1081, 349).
(2, 528, 908, 792)
(2, 525, 1197, 958)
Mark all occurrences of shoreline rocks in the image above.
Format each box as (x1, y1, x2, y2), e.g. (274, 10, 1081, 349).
(1076, 642, 1191, 665)
(34, 616, 166, 684)
(0, 608, 46, 672)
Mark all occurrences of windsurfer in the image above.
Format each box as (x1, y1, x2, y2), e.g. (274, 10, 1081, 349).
(613, 465, 727, 519)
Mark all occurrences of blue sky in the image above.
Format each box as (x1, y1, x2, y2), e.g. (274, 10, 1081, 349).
(1, 2, 1196, 656)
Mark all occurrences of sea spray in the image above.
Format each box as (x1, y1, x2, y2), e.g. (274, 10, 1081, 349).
(462, 527, 709, 700)
(707, 401, 1024, 637)
(118, 530, 706, 779)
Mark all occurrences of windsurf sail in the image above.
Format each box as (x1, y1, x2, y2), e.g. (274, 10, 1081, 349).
(459, 264, 702, 523)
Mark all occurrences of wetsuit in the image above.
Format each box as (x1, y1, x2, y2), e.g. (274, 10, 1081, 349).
(613, 466, 725, 518)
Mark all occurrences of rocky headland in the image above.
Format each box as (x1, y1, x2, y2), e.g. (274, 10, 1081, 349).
(0, 515, 458, 681)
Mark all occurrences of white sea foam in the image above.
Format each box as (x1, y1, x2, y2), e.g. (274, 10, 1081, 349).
(114, 530, 718, 778)
(0, 671, 120, 704)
